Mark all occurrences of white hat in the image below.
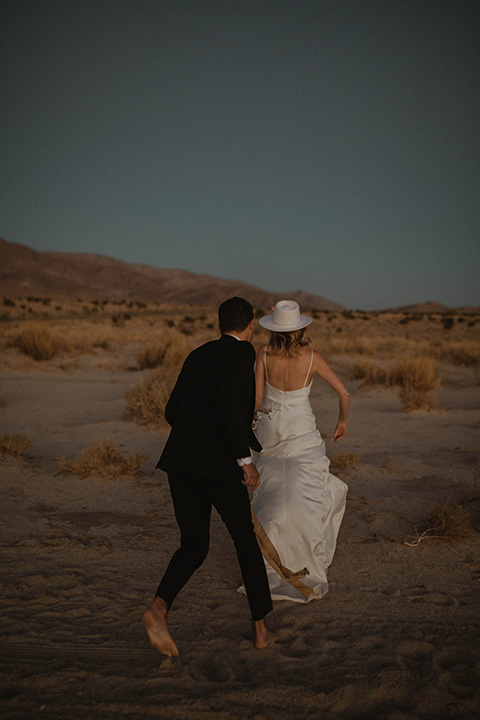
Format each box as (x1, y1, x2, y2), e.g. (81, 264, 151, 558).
(259, 300, 313, 332)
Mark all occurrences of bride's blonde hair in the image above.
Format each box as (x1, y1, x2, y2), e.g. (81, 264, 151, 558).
(268, 328, 310, 357)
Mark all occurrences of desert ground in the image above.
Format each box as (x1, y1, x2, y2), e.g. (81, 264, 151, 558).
(1, 299, 479, 720)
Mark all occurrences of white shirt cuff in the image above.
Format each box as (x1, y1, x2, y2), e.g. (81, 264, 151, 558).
(237, 456, 253, 467)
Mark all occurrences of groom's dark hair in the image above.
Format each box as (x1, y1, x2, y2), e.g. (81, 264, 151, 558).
(218, 297, 253, 335)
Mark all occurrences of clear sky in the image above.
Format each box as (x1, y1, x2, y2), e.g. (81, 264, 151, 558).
(1, 0, 479, 310)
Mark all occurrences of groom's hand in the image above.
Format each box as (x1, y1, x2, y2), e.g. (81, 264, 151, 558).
(242, 463, 260, 491)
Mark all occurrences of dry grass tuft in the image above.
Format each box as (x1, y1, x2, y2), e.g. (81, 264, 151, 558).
(124, 371, 178, 427)
(60, 439, 147, 478)
(348, 358, 388, 385)
(313, 335, 380, 358)
(433, 340, 480, 367)
(53, 323, 117, 357)
(137, 332, 191, 371)
(331, 452, 362, 471)
(376, 498, 473, 546)
(401, 500, 472, 546)
(0, 433, 32, 458)
(389, 356, 439, 411)
(126, 331, 189, 426)
(380, 454, 394, 472)
(398, 386, 437, 412)
(14, 324, 61, 361)
(137, 343, 168, 369)
(388, 355, 439, 393)
(362, 495, 375, 524)
(349, 354, 439, 411)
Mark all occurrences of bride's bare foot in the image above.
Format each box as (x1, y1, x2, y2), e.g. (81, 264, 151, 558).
(142, 597, 179, 657)
(253, 619, 278, 649)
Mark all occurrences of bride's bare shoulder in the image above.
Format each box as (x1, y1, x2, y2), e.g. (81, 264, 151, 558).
(304, 347, 327, 368)
(297, 345, 314, 358)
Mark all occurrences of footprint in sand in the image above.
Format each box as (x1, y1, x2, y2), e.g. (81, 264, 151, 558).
(354, 634, 387, 652)
(279, 636, 311, 658)
(322, 628, 351, 643)
(407, 591, 459, 606)
(187, 654, 233, 683)
(435, 647, 474, 671)
(440, 670, 477, 700)
(471, 567, 480, 581)
(275, 617, 322, 648)
(206, 600, 224, 611)
(433, 647, 477, 698)
(397, 640, 435, 666)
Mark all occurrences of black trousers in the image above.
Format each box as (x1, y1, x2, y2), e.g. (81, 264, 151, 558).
(155, 471, 273, 622)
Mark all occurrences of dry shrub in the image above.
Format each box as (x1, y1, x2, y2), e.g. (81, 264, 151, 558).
(402, 500, 471, 546)
(331, 452, 361, 471)
(55, 323, 117, 356)
(429, 339, 480, 367)
(388, 356, 439, 393)
(137, 331, 191, 371)
(349, 354, 439, 411)
(380, 454, 394, 472)
(14, 324, 61, 361)
(125, 371, 177, 427)
(312, 336, 347, 357)
(0, 433, 32, 457)
(309, 334, 380, 358)
(348, 337, 379, 355)
(362, 495, 375, 525)
(348, 358, 388, 385)
(137, 343, 168, 369)
(398, 386, 436, 411)
(389, 355, 439, 411)
(61, 439, 147, 478)
(162, 334, 192, 369)
(311, 332, 434, 361)
(129, 332, 189, 424)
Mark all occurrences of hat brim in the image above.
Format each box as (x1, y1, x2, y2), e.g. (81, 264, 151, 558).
(259, 315, 313, 332)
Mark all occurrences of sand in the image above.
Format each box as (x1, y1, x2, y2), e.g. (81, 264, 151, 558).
(1, 352, 479, 719)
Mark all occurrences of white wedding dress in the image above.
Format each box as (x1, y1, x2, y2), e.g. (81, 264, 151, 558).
(242, 350, 348, 603)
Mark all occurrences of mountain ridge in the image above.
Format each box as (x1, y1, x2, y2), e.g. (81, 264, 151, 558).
(1, 238, 478, 313)
(0, 237, 344, 311)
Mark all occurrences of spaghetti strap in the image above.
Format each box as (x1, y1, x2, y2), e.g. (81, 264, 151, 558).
(263, 345, 269, 383)
(304, 349, 314, 387)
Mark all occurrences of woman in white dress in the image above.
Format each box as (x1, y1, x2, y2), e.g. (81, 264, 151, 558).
(244, 300, 349, 603)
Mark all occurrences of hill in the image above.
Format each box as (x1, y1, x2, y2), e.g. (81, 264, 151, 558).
(0, 238, 344, 311)
(389, 301, 480, 315)
(389, 301, 452, 314)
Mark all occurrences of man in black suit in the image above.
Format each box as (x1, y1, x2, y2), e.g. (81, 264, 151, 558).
(142, 297, 275, 655)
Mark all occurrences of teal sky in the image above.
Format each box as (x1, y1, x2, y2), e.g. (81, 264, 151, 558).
(1, 0, 479, 309)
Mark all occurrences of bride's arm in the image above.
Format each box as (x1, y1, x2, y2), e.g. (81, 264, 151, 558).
(254, 345, 266, 411)
(311, 350, 350, 443)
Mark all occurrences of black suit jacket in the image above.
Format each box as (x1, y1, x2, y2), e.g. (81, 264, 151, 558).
(157, 334, 262, 482)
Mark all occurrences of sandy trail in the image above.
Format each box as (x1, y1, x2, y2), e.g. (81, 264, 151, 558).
(1, 363, 479, 720)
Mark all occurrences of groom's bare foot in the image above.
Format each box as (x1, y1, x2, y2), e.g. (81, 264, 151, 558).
(142, 597, 179, 657)
(253, 619, 278, 649)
